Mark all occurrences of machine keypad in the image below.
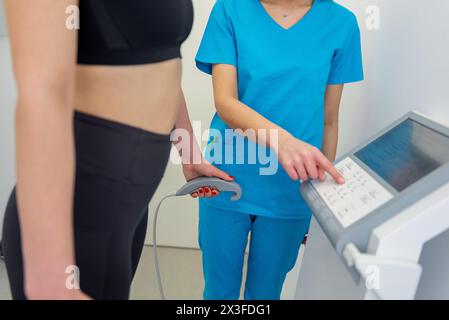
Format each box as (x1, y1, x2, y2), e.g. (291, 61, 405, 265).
(311, 157, 394, 228)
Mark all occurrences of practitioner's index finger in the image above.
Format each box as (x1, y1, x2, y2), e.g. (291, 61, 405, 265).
(317, 155, 345, 184)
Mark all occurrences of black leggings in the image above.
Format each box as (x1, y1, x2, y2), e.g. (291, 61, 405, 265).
(2, 111, 172, 299)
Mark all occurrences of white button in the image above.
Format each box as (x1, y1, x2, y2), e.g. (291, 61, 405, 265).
(312, 157, 394, 228)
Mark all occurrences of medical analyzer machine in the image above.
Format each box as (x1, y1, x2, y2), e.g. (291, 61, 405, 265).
(295, 111, 449, 300)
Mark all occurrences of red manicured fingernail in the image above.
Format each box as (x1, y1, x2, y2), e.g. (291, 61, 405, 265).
(212, 190, 218, 195)
(205, 187, 210, 193)
(229, 176, 235, 180)
(198, 188, 204, 193)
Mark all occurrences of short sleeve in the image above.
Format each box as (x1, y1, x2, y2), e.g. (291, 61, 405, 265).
(327, 15, 364, 85)
(195, 0, 237, 75)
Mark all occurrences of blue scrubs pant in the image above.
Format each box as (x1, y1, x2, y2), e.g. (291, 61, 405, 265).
(199, 202, 311, 300)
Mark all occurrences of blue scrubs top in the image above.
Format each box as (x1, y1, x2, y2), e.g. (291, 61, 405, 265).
(196, 0, 364, 219)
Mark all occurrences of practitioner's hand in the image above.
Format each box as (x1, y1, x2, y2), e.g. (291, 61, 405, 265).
(182, 159, 234, 198)
(277, 134, 345, 184)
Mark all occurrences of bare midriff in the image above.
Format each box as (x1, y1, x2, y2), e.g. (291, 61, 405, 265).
(74, 58, 182, 135)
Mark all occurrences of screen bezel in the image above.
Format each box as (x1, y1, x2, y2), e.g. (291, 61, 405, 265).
(306, 111, 449, 245)
(353, 118, 449, 193)
(341, 112, 449, 196)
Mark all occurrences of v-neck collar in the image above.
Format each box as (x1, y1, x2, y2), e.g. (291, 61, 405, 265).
(255, 0, 318, 32)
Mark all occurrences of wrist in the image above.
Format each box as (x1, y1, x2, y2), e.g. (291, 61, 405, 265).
(276, 130, 293, 150)
(26, 286, 81, 300)
(24, 259, 77, 298)
(181, 152, 203, 166)
(175, 138, 203, 165)
(26, 276, 75, 300)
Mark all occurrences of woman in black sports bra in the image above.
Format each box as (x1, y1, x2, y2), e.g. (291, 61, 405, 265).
(2, 0, 232, 300)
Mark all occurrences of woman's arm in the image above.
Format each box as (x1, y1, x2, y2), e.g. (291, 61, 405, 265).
(174, 91, 204, 166)
(5, 0, 88, 299)
(175, 91, 233, 198)
(212, 64, 344, 184)
(322, 85, 344, 162)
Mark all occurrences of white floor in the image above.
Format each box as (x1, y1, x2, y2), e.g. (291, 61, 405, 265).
(0, 246, 248, 300)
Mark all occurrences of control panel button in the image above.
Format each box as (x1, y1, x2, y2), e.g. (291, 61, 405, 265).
(311, 157, 394, 228)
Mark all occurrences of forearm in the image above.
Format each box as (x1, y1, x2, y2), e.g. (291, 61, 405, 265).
(175, 91, 235, 184)
(321, 122, 339, 162)
(175, 92, 195, 138)
(215, 96, 292, 150)
(16, 95, 75, 297)
(174, 92, 202, 163)
(322, 84, 344, 162)
(212, 65, 292, 150)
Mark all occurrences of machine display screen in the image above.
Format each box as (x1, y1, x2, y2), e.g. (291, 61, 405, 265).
(355, 119, 449, 192)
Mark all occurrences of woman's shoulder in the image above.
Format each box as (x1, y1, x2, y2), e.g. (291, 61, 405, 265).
(319, 0, 358, 22)
(216, 0, 243, 6)
(214, 0, 249, 15)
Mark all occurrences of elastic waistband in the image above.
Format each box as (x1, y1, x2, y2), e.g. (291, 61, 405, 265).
(74, 111, 172, 141)
(77, 46, 182, 66)
(73, 110, 172, 184)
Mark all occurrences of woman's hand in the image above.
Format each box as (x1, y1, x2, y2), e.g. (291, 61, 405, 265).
(182, 159, 234, 198)
(71, 291, 92, 300)
(25, 269, 92, 300)
(277, 134, 345, 184)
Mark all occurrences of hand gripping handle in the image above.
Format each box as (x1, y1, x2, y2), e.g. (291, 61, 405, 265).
(176, 177, 242, 201)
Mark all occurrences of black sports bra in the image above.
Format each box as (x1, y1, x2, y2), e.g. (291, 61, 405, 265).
(77, 0, 194, 65)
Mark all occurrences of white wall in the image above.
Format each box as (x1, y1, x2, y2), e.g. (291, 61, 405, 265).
(0, 7, 15, 239)
(337, 0, 449, 155)
(0, 2, 6, 36)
